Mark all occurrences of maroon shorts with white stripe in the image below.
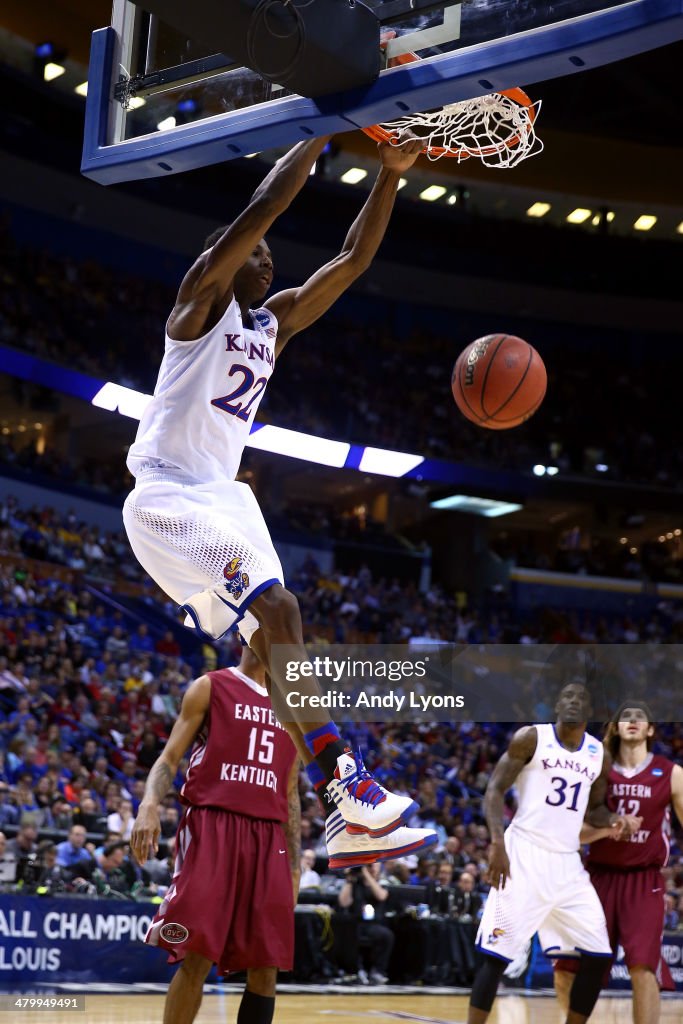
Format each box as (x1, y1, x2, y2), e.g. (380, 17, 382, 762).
(554, 864, 675, 990)
(146, 806, 294, 973)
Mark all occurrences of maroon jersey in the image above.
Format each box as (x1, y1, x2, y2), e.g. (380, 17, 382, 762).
(180, 668, 296, 821)
(588, 754, 673, 869)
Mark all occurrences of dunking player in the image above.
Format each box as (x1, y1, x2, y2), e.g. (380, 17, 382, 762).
(466, 682, 641, 1024)
(554, 701, 683, 1024)
(122, 132, 432, 861)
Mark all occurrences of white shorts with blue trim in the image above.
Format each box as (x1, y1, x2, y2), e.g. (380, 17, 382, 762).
(475, 830, 611, 964)
(123, 469, 283, 644)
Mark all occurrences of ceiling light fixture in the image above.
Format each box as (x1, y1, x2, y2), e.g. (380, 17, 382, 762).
(420, 185, 447, 202)
(340, 168, 367, 184)
(527, 202, 551, 217)
(566, 208, 592, 224)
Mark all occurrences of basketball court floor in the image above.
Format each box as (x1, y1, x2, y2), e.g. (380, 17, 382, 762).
(9, 988, 683, 1023)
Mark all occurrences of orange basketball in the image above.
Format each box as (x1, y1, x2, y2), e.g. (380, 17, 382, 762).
(451, 334, 547, 430)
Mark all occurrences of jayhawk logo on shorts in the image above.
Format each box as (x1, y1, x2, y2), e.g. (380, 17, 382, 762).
(488, 928, 505, 945)
(223, 557, 250, 601)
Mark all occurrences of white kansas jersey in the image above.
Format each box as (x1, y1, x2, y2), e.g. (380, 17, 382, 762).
(507, 723, 604, 853)
(127, 296, 277, 483)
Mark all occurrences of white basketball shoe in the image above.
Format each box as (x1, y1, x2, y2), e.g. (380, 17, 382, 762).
(325, 808, 437, 869)
(325, 750, 418, 838)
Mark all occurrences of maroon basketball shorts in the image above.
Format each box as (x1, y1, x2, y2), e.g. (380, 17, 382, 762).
(554, 864, 675, 990)
(146, 806, 294, 974)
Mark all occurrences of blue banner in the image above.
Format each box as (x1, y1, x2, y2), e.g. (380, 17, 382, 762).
(2, 894, 682, 990)
(0, 895, 175, 984)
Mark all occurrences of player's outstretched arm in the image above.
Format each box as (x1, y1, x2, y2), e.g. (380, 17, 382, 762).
(483, 725, 537, 889)
(169, 137, 331, 341)
(266, 132, 424, 357)
(283, 759, 302, 905)
(129, 675, 210, 865)
(199, 137, 331, 290)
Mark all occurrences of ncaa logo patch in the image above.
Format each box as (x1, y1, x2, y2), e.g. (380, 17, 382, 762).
(587, 743, 599, 756)
(651, 768, 664, 776)
(160, 922, 189, 944)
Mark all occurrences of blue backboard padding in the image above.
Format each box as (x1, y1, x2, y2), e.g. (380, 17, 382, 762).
(344, 0, 683, 128)
(82, 26, 115, 153)
(82, 0, 683, 184)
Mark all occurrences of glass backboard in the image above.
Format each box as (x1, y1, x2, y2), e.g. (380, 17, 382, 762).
(82, 0, 683, 183)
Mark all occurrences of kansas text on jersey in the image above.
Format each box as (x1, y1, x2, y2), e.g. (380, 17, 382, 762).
(509, 723, 605, 853)
(127, 298, 277, 482)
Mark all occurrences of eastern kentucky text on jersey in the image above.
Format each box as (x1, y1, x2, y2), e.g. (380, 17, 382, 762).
(180, 668, 297, 821)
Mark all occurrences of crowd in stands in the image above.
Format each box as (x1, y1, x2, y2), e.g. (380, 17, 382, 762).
(0, 434, 132, 501)
(493, 529, 683, 588)
(1, 221, 682, 492)
(5, 492, 683, 646)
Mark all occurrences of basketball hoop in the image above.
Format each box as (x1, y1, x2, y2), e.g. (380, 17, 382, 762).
(363, 46, 543, 169)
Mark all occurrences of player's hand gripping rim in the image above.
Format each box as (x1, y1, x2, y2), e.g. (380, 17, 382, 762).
(130, 805, 161, 866)
(377, 129, 424, 172)
(485, 840, 511, 890)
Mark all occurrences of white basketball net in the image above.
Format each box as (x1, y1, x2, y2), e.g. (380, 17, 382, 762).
(380, 92, 543, 168)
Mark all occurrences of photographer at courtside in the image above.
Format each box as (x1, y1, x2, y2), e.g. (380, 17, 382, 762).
(338, 864, 394, 985)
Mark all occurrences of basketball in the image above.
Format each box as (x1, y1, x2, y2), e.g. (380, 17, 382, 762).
(451, 335, 547, 430)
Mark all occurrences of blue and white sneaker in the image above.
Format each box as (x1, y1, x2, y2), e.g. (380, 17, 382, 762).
(326, 750, 418, 838)
(325, 807, 437, 869)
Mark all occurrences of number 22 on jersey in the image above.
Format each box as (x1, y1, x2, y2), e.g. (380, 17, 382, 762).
(212, 364, 267, 423)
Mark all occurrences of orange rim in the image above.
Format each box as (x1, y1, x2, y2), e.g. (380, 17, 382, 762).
(362, 47, 537, 159)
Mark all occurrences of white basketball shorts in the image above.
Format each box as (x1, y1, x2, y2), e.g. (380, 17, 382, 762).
(475, 830, 611, 963)
(122, 469, 284, 644)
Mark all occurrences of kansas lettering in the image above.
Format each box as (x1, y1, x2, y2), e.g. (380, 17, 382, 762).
(225, 334, 274, 367)
(541, 757, 597, 782)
